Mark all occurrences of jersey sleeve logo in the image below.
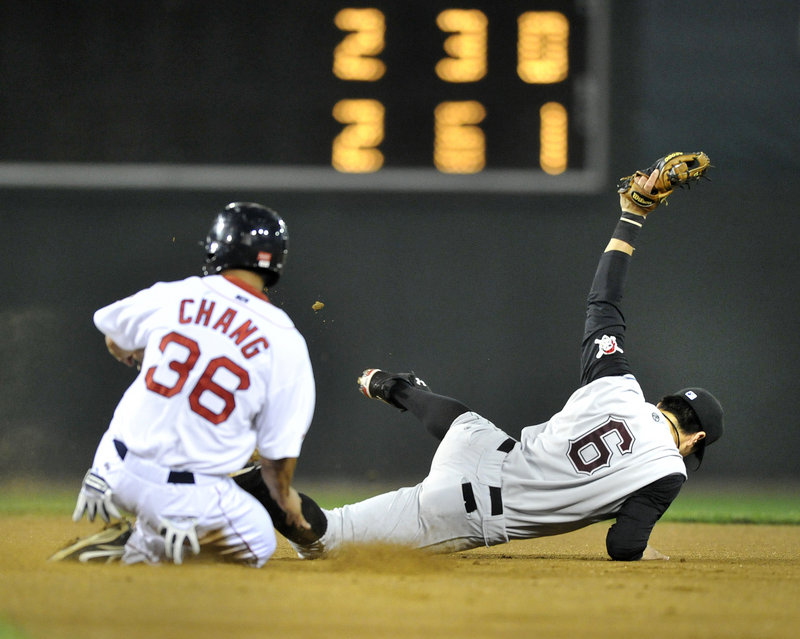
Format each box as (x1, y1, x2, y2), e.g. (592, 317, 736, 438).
(594, 334, 623, 359)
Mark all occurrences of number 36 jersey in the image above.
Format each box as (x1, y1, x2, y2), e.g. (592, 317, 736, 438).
(500, 374, 686, 539)
(93, 274, 315, 475)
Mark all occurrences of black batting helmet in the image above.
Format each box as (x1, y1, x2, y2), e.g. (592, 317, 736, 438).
(201, 202, 289, 287)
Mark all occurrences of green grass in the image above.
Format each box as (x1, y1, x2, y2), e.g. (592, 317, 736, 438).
(2, 480, 798, 525)
(0, 619, 30, 639)
(0, 484, 77, 516)
(662, 492, 800, 525)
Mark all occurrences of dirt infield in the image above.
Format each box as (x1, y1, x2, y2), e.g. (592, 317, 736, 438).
(1, 515, 798, 639)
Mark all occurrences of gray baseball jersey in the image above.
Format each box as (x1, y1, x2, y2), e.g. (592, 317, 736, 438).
(501, 374, 685, 539)
(317, 374, 684, 554)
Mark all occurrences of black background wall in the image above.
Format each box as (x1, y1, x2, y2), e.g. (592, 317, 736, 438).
(1, 1, 798, 485)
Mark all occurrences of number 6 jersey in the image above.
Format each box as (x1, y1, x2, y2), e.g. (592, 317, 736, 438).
(500, 374, 686, 540)
(501, 249, 688, 554)
(94, 274, 315, 475)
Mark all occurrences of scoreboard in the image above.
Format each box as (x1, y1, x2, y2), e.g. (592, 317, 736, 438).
(0, 1, 610, 192)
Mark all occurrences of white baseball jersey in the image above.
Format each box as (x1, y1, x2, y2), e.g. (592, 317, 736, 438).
(89, 273, 315, 567)
(94, 274, 315, 474)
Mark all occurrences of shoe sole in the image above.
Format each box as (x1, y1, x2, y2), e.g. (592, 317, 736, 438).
(49, 521, 132, 563)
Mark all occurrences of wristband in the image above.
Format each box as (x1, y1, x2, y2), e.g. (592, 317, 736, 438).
(612, 212, 645, 246)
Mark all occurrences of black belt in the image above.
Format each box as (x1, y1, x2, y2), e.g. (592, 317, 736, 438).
(113, 439, 195, 484)
(461, 437, 516, 516)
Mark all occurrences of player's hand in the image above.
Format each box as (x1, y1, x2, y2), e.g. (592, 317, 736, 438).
(159, 516, 201, 565)
(72, 470, 122, 523)
(105, 336, 145, 368)
(283, 487, 312, 531)
(641, 544, 670, 561)
(619, 169, 660, 217)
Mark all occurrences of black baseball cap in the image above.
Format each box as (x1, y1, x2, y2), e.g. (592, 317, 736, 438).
(676, 387, 724, 466)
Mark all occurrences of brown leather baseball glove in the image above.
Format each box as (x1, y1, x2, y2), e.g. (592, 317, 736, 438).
(618, 152, 711, 213)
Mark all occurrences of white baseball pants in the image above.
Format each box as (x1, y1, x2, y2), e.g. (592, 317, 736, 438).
(317, 412, 512, 554)
(91, 430, 276, 567)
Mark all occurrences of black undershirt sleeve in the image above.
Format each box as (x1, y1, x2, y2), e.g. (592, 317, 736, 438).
(584, 234, 678, 560)
(606, 473, 685, 561)
(581, 250, 635, 385)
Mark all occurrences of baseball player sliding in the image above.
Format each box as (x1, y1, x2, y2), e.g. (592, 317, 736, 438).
(62, 203, 315, 566)
(236, 152, 723, 562)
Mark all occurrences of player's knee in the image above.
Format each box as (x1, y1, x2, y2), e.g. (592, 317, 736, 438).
(253, 528, 278, 568)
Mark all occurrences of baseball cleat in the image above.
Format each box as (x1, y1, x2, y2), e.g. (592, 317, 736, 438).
(357, 368, 430, 411)
(288, 538, 328, 560)
(48, 519, 132, 563)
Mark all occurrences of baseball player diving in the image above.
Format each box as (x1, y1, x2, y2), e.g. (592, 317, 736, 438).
(235, 152, 724, 562)
(59, 203, 316, 567)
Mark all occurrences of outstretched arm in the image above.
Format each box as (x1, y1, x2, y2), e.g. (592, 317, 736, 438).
(580, 170, 659, 386)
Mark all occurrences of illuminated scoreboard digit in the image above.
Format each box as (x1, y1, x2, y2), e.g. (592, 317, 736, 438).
(326, 1, 610, 192)
(0, 1, 609, 193)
